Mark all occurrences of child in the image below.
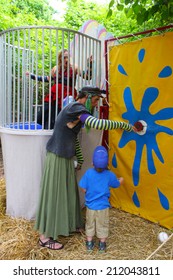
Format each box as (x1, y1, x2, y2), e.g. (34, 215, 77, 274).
(79, 145, 124, 252)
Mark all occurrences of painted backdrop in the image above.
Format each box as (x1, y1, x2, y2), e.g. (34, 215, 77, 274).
(109, 31, 173, 229)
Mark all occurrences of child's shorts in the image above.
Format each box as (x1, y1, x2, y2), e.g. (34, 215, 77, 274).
(85, 207, 109, 238)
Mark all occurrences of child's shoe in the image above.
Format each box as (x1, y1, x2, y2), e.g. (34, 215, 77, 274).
(86, 240, 94, 251)
(98, 241, 106, 252)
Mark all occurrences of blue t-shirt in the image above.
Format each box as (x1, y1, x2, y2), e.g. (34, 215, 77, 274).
(79, 168, 120, 210)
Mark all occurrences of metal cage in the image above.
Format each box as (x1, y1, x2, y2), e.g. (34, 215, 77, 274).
(0, 26, 101, 131)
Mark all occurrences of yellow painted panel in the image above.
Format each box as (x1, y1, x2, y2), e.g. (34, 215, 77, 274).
(109, 32, 173, 229)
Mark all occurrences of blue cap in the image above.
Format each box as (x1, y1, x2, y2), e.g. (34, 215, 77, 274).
(93, 146, 108, 169)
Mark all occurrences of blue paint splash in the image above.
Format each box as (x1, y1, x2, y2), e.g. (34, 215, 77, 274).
(138, 48, 145, 63)
(157, 188, 170, 210)
(120, 86, 173, 186)
(158, 66, 172, 78)
(132, 191, 140, 207)
(118, 64, 128, 76)
(114, 48, 173, 208)
(112, 153, 117, 168)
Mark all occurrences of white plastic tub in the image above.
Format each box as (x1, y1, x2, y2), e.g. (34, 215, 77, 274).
(0, 127, 52, 220)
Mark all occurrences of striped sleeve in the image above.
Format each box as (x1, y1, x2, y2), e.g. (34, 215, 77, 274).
(84, 116, 133, 132)
(75, 138, 84, 166)
(30, 74, 49, 82)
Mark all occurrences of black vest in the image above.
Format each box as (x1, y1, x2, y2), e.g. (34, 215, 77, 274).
(46, 102, 90, 158)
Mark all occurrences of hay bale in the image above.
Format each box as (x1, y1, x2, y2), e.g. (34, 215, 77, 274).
(0, 179, 6, 216)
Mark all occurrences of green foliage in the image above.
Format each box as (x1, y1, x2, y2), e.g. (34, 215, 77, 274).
(10, 0, 54, 21)
(1, 0, 170, 38)
(1, 0, 172, 103)
(63, 0, 138, 37)
(107, 0, 173, 26)
(1, 0, 172, 44)
(0, 0, 57, 32)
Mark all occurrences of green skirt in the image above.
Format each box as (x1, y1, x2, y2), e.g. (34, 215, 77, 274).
(34, 152, 84, 239)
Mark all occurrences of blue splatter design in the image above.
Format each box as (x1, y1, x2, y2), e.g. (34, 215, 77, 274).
(118, 64, 128, 76)
(132, 191, 140, 208)
(157, 188, 170, 210)
(112, 153, 117, 168)
(119, 86, 173, 186)
(116, 48, 173, 209)
(158, 66, 172, 78)
(138, 48, 145, 63)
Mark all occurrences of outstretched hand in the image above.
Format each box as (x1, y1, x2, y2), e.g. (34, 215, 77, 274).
(87, 55, 93, 67)
(132, 125, 138, 133)
(133, 121, 144, 132)
(119, 177, 124, 185)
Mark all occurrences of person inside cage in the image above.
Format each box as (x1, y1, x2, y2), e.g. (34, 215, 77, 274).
(26, 49, 93, 129)
(79, 145, 124, 252)
(34, 85, 136, 250)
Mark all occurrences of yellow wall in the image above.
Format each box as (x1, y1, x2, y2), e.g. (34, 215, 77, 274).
(109, 32, 173, 229)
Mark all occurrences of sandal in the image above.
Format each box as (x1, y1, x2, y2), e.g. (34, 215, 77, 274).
(39, 238, 64, 250)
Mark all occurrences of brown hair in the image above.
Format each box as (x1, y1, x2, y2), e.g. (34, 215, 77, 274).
(75, 91, 88, 100)
(58, 49, 68, 71)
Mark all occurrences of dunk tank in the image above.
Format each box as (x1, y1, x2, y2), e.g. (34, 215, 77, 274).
(0, 24, 109, 219)
(1, 23, 173, 231)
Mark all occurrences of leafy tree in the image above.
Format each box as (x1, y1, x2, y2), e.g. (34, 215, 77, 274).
(107, 0, 173, 26)
(0, 0, 59, 32)
(63, 0, 138, 36)
(10, 0, 54, 21)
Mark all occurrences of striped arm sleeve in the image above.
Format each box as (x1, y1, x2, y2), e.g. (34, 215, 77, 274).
(84, 116, 133, 132)
(30, 74, 49, 82)
(75, 138, 84, 166)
